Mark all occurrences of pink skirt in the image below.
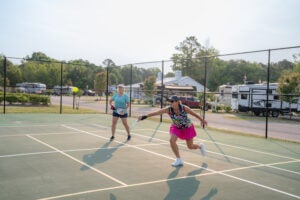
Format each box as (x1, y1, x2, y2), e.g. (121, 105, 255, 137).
(170, 124, 197, 140)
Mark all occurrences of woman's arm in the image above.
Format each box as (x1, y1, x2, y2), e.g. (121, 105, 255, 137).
(184, 105, 208, 126)
(138, 107, 169, 120)
(125, 94, 130, 109)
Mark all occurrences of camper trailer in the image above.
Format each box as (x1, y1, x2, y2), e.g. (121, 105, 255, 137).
(231, 83, 300, 117)
(16, 82, 46, 94)
(218, 84, 234, 106)
(53, 86, 75, 95)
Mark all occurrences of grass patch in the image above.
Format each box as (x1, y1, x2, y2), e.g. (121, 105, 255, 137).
(1, 105, 102, 114)
(223, 113, 299, 123)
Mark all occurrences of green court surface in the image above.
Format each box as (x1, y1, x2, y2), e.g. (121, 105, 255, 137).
(0, 114, 299, 200)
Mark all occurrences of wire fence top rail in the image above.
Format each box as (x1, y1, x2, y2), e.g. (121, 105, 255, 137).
(120, 45, 300, 66)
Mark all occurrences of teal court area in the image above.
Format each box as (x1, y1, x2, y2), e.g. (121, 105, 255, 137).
(0, 114, 299, 200)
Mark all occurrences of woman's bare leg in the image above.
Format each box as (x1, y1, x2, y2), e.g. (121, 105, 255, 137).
(170, 134, 180, 158)
(111, 116, 119, 137)
(186, 138, 200, 150)
(121, 118, 130, 135)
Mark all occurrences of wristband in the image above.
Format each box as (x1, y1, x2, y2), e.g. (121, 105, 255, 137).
(141, 115, 148, 120)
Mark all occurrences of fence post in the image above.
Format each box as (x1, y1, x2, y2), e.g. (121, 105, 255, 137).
(202, 57, 208, 128)
(160, 60, 164, 122)
(129, 64, 133, 117)
(59, 62, 63, 114)
(105, 66, 109, 114)
(265, 49, 271, 139)
(3, 57, 7, 114)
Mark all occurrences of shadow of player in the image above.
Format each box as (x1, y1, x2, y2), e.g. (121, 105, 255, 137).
(80, 141, 124, 171)
(164, 163, 217, 200)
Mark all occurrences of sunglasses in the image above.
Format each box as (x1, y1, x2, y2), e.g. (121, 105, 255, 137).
(170, 100, 178, 103)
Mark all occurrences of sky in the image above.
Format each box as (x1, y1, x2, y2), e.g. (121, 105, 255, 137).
(0, 0, 300, 66)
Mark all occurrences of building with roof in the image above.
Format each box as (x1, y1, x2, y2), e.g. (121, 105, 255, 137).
(123, 71, 206, 100)
(156, 71, 206, 92)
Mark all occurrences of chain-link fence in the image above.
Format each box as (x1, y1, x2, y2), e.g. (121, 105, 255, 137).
(1, 46, 300, 141)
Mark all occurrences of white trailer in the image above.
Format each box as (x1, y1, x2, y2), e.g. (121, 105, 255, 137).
(16, 82, 46, 94)
(218, 84, 233, 106)
(231, 83, 300, 117)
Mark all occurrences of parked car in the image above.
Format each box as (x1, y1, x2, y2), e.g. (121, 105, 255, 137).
(177, 96, 212, 110)
(83, 89, 96, 96)
(178, 96, 200, 108)
(200, 101, 212, 111)
(155, 95, 167, 104)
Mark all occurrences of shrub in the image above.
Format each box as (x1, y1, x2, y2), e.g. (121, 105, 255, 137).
(17, 95, 28, 104)
(0, 92, 50, 105)
(224, 106, 231, 113)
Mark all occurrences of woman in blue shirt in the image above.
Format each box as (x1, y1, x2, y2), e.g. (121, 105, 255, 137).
(109, 84, 131, 141)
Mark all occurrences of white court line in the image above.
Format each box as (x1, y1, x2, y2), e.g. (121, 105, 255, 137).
(38, 160, 300, 200)
(94, 125, 300, 175)
(26, 134, 127, 186)
(3, 125, 298, 176)
(61, 125, 300, 199)
(93, 124, 110, 130)
(0, 132, 78, 138)
(202, 128, 299, 161)
(0, 151, 57, 158)
(137, 127, 299, 161)
(0, 141, 169, 159)
(38, 172, 216, 200)
(199, 149, 300, 175)
(114, 128, 300, 175)
(74, 124, 300, 175)
(2, 125, 299, 198)
(0, 124, 68, 128)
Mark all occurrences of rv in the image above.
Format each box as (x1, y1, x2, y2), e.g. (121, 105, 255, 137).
(231, 83, 300, 117)
(218, 84, 234, 106)
(53, 86, 75, 95)
(16, 82, 46, 94)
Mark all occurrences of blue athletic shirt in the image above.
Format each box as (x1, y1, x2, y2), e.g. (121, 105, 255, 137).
(112, 93, 130, 113)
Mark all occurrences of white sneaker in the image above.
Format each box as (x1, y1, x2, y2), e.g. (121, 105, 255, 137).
(200, 143, 206, 156)
(171, 158, 183, 167)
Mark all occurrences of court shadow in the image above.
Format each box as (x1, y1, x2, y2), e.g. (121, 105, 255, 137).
(203, 129, 231, 163)
(200, 188, 218, 200)
(148, 122, 162, 142)
(110, 193, 117, 200)
(80, 141, 124, 171)
(270, 140, 300, 156)
(164, 163, 217, 200)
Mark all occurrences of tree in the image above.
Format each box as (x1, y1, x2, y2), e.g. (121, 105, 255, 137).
(144, 76, 157, 98)
(0, 57, 22, 86)
(277, 71, 300, 117)
(6, 65, 23, 86)
(95, 72, 107, 95)
(293, 54, 300, 72)
(165, 72, 175, 78)
(25, 52, 54, 62)
(171, 36, 218, 86)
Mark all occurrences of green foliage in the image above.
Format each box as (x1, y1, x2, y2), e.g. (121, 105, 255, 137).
(171, 36, 219, 87)
(144, 76, 157, 97)
(1, 45, 300, 95)
(5, 94, 19, 104)
(28, 95, 50, 105)
(0, 92, 50, 105)
(224, 105, 231, 113)
(278, 71, 300, 103)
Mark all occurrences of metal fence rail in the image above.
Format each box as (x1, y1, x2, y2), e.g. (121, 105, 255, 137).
(1, 45, 300, 140)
